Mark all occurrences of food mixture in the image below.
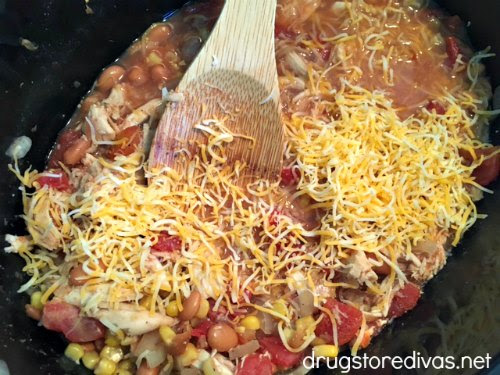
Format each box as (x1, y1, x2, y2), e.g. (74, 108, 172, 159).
(5, 0, 500, 374)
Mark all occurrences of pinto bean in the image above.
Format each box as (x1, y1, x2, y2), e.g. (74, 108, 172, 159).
(167, 323, 192, 356)
(147, 24, 172, 44)
(150, 64, 169, 83)
(63, 137, 91, 166)
(207, 323, 238, 352)
(69, 264, 87, 286)
(80, 92, 104, 114)
(126, 66, 149, 86)
(178, 291, 201, 321)
(97, 65, 125, 92)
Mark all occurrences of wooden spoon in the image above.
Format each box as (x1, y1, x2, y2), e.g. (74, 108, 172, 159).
(149, 0, 283, 181)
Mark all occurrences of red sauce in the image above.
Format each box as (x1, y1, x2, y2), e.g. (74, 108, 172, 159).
(275, 1, 473, 119)
(48, 0, 224, 167)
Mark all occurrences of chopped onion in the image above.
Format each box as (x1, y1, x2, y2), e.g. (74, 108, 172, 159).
(161, 87, 184, 103)
(133, 331, 167, 368)
(6, 136, 32, 160)
(228, 340, 260, 360)
(159, 355, 174, 375)
(19, 38, 38, 51)
(257, 310, 277, 335)
(297, 289, 316, 317)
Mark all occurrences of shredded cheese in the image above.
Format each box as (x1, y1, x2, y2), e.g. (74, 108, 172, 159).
(6, 0, 498, 362)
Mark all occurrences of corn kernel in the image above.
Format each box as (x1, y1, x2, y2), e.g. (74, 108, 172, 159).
(283, 327, 295, 342)
(100, 345, 123, 363)
(159, 325, 176, 345)
(178, 343, 198, 367)
(272, 300, 288, 317)
(295, 315, 315, 333)
(120, 336, 136, 346)
(118, 359, 134, 370)
(94, 358, 116, 375)
(202, 358, 217, 375)
(147, 51, 163, 65)
(115, 329, 125, 341)
(240, 315, 261, 330)
(64, 343, 84, 363)
(166, 301, 179, 317)
(313, 344, 339, 358)
(82, 351, 100, 370)
(30, 291, 43, 310)
(196, 299, 210, 319)
(235, 325, 246, 334)
(104, 333, 120, 348)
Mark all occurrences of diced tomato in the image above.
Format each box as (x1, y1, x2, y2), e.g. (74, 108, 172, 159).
(152, 232, 182, 252)
(460, 147, 500, 186)
(473, 153, 500, 186)
(280, 167, 299, 186)
(109, 125, 142, 157)
(269, 209, 281, 227)
(191, 320, 213, 338)
(42, 300, 106, 342)
(48, 130, 82, 168)
(36, 170, 72, 192)
(42, 300, 80, 333)
(314, 298, 363, 346)
(445, 36, 460, 65)
(65, 317, 107, 343)
(425, 101, 446, 115)
(258, 336, 304, 370)
(236, 353, 275, 375)
(388, 283, 421, 318)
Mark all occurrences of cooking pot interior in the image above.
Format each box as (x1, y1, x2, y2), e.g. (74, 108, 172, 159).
(0, 0, 498, 374)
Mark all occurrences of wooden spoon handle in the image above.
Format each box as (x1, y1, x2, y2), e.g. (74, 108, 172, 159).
(179, 0, 278, 96)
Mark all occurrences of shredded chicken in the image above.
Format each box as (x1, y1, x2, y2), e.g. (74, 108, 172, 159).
(87, 85, 128, 139)
(95, 306, 176, 335)
(345, 251, 378, 285)
(122, 98, 162, 129)
(25, 191, 69, 251)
